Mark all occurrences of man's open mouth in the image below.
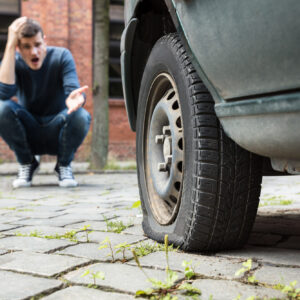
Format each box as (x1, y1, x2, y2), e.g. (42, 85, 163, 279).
(31, 58, 39, 63)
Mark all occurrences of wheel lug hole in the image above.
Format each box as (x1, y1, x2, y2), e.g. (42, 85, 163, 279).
(155, 135, 165, 144)
(158, 162, 167, 172)
(162, 125, 171, 135)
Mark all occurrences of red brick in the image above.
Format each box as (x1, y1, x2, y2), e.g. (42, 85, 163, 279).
(0, 0, 135, 163)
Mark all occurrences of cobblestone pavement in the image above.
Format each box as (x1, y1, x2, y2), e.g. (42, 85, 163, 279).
(0, 171, 299, 300)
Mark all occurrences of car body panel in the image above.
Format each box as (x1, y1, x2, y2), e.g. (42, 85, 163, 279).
(215, 93, 300, 160)
(121, 0, 300, 169)
(173, 0, 300, 100)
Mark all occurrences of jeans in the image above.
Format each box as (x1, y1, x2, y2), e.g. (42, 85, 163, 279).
(0, 100, 91, 165)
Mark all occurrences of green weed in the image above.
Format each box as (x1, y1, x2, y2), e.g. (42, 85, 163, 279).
(259, 195, 293, 207)
(81, 269, 105, 288)
(132, 235, 201, 299)
(99, 237, 116, 262)
(15, 229, 78, 242)
(133, 241, 177, 257)
(80, 225, 93, 242)
(103, 216, 132, 233)
(98, 237, 132, 262)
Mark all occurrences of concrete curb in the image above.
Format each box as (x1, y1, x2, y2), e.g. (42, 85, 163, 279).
(0, 162, 137, 176)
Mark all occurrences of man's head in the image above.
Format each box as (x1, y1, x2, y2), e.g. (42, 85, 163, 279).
(17, 18, 47, 70)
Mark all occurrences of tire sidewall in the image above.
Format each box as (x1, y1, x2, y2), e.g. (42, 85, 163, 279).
(136, 36, 195, 246)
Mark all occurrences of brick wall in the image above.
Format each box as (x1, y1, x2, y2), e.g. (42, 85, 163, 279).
(0, 0, 136, 163)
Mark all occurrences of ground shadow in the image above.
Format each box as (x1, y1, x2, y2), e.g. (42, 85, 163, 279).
(247, 212, 300, 250)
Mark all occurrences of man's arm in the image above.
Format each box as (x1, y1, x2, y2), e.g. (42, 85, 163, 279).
(0, 17, 27, 84)
(61, 49, 88, 114)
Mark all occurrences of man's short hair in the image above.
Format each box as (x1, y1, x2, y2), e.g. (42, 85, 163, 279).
(19, 18, 44, 38)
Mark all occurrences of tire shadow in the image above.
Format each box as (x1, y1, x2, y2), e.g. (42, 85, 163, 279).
(247, 212, 300, 250)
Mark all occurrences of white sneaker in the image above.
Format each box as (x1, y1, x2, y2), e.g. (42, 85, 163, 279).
(55, 163, 78, 187)
(13, 158, 40, 188)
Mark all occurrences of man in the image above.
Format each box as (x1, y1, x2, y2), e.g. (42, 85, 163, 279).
(0, 17, 91, 188)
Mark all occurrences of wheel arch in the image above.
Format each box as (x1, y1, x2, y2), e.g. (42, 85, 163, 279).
(122, 0, 183, 131)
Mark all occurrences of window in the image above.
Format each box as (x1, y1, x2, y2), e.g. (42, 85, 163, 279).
(0, 0, 20, 60)
(109, 0, 124, 99)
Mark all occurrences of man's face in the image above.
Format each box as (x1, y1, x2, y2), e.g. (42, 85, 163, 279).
(18, 32, 47, 70)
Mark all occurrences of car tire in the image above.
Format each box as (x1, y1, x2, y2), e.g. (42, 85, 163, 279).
(136, 33, 263, 251)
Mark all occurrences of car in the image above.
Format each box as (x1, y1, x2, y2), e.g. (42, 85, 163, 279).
(120, 0, 300, 251)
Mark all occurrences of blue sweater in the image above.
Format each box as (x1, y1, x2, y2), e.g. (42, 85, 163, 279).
(0, 46, 81, 116)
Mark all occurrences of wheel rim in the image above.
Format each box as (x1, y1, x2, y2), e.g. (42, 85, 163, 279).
(144, 73, 184, 225)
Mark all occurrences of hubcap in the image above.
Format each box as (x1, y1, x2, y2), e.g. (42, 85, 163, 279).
(145, 73, 184, 225)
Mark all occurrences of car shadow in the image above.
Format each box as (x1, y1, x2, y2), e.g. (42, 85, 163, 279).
(247, 212, 300, 250)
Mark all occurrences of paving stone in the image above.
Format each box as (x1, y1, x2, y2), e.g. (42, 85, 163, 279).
(192, 279, 284, 300)
(2, 225, 78, 237)
(0, 224, 21, 232)
(5, 211, 66, 219)
(113, 215, 143, 225)
(62, 208, 110, 215)
(0, 270, 62, 300)
(57, 242, 133, 261)
(276, 236, 300, 250)
(110, 209, 141, 218)
(21, 205, 66, 212)
(129, 251, 255, 279)
(75, 230, 146, 244)
(10, 218, 83, 227)
(64, 262, 183, 294)
(0, 251, 90, 276)
(247, 232, 282, 246)
(0, 172, 300, 299)
(0, 236, 75, 253)
(253, 216, 300, 236)
(64, 221, 108, 231)
(66, 217, 139, 232)
(0, 200, 29, 208)
(50, 213, 114, 222)
(219, 246, 300, 267)
(43, 286, 135, 299)
(123, 225, 145, 236)
(254, 265, 300, 288)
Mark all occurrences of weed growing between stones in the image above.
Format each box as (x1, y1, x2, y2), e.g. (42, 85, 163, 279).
(259, 195, 293, 207)
(2, 207, 34, 212)
(235, 259, 258, 284)
(81, 269, 105, 288)
(99, 237, 117, 262)
(182, 260, 197, 280)
(98, 237, 132, 262)
(132, 241, 177, 257)
(15, 229, 78, 242)
(278, 281, 300, 299)
(80, 224, 93, 242)
(235, 259, 300, 300)
(14, 225, 96, 243)
(132, 235, 201, 299)
(131, 200, 141, 209)
(115, 242, 132, 262)
(102, 215, 133, 233)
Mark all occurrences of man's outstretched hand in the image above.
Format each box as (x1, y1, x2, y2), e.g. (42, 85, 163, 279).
(66, 85, 88, 114)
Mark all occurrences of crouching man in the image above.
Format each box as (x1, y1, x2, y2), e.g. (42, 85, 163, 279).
(0, 17, 91, 188)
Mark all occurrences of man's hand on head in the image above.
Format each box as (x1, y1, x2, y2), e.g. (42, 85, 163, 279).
(66, 85, 88, 114)
(8, 17, 27, 48)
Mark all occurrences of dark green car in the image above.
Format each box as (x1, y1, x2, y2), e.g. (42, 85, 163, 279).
(120, 0, 300, 251)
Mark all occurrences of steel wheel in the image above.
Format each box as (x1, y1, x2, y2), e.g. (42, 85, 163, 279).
(144, 73, 184, 225)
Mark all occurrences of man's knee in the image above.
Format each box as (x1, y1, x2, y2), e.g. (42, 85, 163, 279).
(0, 100, 15, 124)
(68, 108, 91, 131)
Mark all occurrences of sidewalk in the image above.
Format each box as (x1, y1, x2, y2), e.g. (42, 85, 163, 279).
(0, 160, 136, 175)
(0, 170, 299, 299)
